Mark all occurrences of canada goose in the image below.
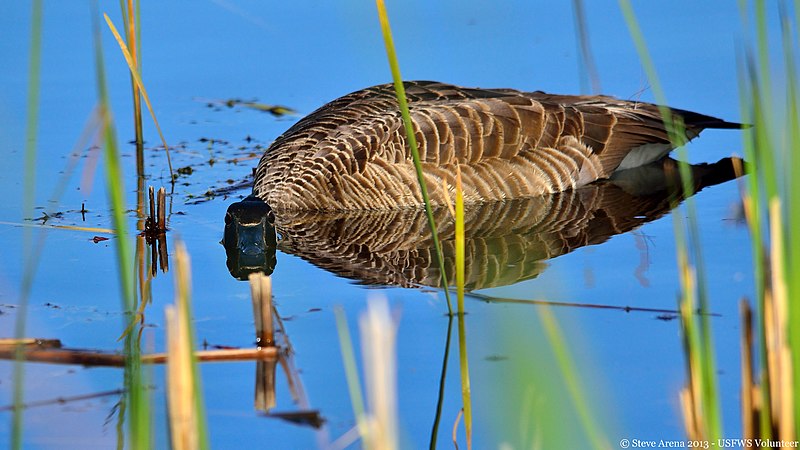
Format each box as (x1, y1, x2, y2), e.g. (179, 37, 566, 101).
(224, 81, 742, 253)
(224, 157, 742, 283)
(251, 81, 741, 210)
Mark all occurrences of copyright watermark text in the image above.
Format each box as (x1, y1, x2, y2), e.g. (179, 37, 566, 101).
(618, 439, 800, 449)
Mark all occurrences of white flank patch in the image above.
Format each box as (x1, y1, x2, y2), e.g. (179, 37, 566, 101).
(616, 143, 673, 171)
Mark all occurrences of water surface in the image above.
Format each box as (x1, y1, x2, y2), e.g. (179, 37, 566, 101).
(0, 1, 759, 448)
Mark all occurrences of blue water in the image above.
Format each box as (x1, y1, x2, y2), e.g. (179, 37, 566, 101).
(0, 1, 766, 448)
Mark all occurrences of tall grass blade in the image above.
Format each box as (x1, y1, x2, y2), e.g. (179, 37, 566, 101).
(12, 1, 43, 447)
(103, 13, 174, 181)
(92, 4, 150, 447)
(777, 2, 800, 433)
(94, 8, 135, 322)
(454, 166, 472, 449)
(618, 0, 721, 439)
(429, 315, 453, 450)
(374, 0, 452, 314)
(736, 49, 773, 440)
(735, 0, 800, 440)
(122, 0, 144, 176)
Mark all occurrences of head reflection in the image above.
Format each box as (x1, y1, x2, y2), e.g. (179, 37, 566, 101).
(223, 195, 277, 280)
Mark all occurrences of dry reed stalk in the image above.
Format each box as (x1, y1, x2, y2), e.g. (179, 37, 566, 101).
(255, 359, 277, 412)
(103, 13, 174, 180)
(166, 241, 210, 449)
(680, 388, 700, 442)
(249, 272, 276, 410)
(166, 305, 197, 450)
(767, 199, 794, 439)
(248, 272, 274, 346)
(678, 258, 706, 442)
(0, 338, 61, 348)
(360, 296, 398, 450)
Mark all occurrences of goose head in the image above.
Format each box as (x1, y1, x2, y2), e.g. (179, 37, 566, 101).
(223, 195, 277, 280)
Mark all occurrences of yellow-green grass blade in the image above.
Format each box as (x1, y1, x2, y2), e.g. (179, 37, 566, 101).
(375, 0, 452, 314)
(103, 13, 174, 181)
(539, 307, 610, 449)
(777, 0, 800, 434)
(454, 166, 472, 449)
(736, 51, 774, 441)
(122, 0, 144, 175)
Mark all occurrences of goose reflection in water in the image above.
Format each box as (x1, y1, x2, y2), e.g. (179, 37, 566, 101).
(223, 157, 742, 288)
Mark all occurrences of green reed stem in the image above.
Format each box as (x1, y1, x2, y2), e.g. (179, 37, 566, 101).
(12, 2, 43, 448)
(122, 0, 144, 177)
(375, 0, 452, 314)
(737, 54, 773, 441)
(92, 4, 151, 447)
(429, 315, 453, 450)
(619, 0, 721, 439)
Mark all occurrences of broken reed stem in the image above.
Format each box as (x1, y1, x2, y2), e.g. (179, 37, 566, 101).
(148, 186, 155, 226)
(248, 272, 274, 346)
(144, 186, 169, 276)
(452, 408, 464, 450)
(157, 187, 166, 230)
(0, 346, 277, 367)
(145, 185, 167, 233)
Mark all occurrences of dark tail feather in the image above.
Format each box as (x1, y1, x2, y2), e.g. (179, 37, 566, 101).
(670, 106, 749, 130)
